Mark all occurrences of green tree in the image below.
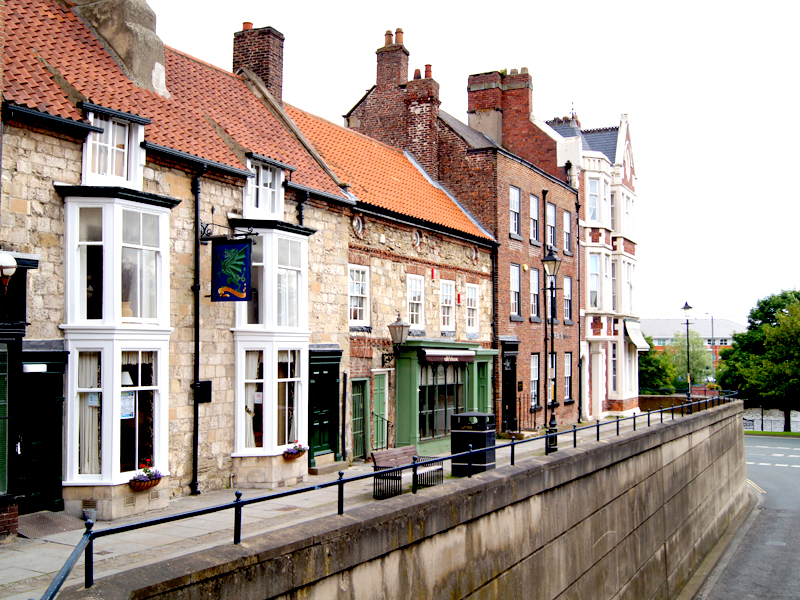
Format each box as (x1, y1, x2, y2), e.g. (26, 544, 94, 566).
(638, 335, 676, 392)
(667, 329, 713, 388)
(718, 291, 800, 431)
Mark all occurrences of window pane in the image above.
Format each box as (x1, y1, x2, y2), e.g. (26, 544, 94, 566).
(244, 351, 263, 448)
(80, 245, 103, 320)
(278, 238, 301, 268)
(121, 247, 138, 317)
(277, 268, 298, 327)
(142, 213, 159, 248)
(120, 351, 155, 473)
(78, 352, 102, 475)
(79, 207, 103, 242)
(247, 264, 263, 324)
(140, 250, 157, 319)
(277, 350, 298, 446)
(123, 210, 140, 245)
(251, 237, 264, 264)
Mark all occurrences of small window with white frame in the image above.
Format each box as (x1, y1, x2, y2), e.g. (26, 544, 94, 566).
(440, 280, 455, 331)
(588, 178, 599, 221)
(530, 354, 540, 408)
(407, 275, 424, 327)
(564, 352, 572, 401)
(509, 186, 520, 236)
(589, 253, 601, 309)
(563, 210, 572, 252)
(546, 203, 556, 248)
(83, 109, 146, 190)
(530, 268, 540, 318)
(510, 264, 520, 317)
(564, 276, 572, 321)
(245, 159, 284, 219)
(466, 283, 479, 331)
(530, 194, 540, 242)
(348, 265, 369, 326)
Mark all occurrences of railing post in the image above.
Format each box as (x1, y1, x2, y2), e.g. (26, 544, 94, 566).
(661, 407, 664, 423)
(337, 471, 345, 515)
(84, 520, 94, 589)
(412, 456, 419, 494)
(648, 409, 651, 427)
(681, 403, 685, 417)
(573, 424, 577, 448)
(233, 490, 243, 545)
(596, 419, 600, 441)
(616, 415, 620, 436)
(468, 444, 473, 478)
(511, 436, 515, 466)
(633, 413, 636, 431)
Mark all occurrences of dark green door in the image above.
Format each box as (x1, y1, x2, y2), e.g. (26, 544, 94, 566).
(352, 380, 366, 459)
(373, 373, 387, 450)
(309, 363, 339, 461)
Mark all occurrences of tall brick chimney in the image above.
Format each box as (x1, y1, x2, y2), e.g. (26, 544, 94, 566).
(376, 28, 408, 89)
(467, 68, 533, 147)
(233, 24, 285, 104)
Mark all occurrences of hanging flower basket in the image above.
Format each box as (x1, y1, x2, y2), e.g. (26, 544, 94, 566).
(283, 442, 309, 461)
(129, 477, 161, 492)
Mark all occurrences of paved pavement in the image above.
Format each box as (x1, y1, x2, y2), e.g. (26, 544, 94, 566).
(0, 412, 690, 600)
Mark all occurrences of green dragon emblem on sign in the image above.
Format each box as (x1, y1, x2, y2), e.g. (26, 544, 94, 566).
(217, 246, 248, 298)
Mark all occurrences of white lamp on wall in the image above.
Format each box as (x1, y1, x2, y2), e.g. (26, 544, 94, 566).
(0, 251, 17, 295)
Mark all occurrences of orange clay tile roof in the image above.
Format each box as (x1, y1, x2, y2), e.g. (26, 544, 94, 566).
(4, 0, 345, 199)
(285, 105, 493, 241)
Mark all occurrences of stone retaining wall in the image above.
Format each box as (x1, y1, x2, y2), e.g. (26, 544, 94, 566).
(61, 402, 747, 600)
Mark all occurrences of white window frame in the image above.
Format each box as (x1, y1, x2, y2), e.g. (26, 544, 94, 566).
(64, 197, 170, 328)
(407, 275, 424, 327)
(82, 112, 145, 191)
(530, 354, 540, 408)
(233, 338, 309, 456)
(236, 231, 309, 331)
(466, 284, 479, 332)
(588, 179, 599, 222)
(612, 260, 617, 312)
(509, 186, 520, 236)
(546, 275, 556, 320)
(510, 265, 520, 317)
(564, 352, 572, 401)
(564, 276, 572, 321)
(548, 352, 556, 405)
(611, 342, 618, 392)
(348, 265, 370, 327)
(602, 180, 610, 227)
(563, 210, 572, 252)
(530, 268, 540, 318)
(589, 253, 601, 309)
(244, 159, 285, 220)
(440, 280, 455, 331)
(530, 194, 540, 242)
(546, 203, 556, 248)
(610, 192, 616, 231)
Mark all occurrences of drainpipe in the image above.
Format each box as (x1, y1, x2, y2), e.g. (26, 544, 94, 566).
(575, 198, 583, 421)
(190, 166, 207, 495)
(298, 188, 308, 226)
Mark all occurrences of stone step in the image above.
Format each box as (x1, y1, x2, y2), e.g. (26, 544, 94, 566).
(308, 460, 350, 476)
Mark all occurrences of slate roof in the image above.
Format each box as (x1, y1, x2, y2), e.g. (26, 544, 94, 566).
(4, 0, 346, 199)
(439, 110, 499, 150)
(285, 105, 494, 242)
(640, 319, 742, 341)
(546, 118, 620, 164)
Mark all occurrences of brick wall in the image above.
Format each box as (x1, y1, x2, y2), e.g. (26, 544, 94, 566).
(0, 497, 18, 539)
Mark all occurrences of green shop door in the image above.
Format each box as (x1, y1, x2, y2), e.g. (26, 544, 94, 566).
(373, 373, 387, 450)
(308, 350, 341, 466)
(352, 379, 368, 459)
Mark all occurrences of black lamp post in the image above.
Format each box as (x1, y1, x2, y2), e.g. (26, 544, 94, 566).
(382, 312, 410, 367)
(682, 302, 692, 414)
(542, 248, 561, 453)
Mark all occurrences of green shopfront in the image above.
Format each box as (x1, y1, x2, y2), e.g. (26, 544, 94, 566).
(394, 339, 496, 455)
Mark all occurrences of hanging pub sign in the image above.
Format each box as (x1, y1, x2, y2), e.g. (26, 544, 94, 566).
(211, 238, 252, 302)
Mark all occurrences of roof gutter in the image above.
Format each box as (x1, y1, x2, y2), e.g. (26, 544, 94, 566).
(141, 141, 252, 179)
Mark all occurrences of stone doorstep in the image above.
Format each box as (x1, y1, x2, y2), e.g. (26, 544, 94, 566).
(308, 461, 350, 476)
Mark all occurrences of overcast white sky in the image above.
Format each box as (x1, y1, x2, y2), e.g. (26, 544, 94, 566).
(148, 0, 800, 327)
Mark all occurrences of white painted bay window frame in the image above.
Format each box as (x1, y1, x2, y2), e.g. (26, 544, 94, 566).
(82, 109, 147, 191)
(244, 158, 285, 220)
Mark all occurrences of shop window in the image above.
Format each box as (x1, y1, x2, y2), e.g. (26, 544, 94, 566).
(419, 363, 466, 439)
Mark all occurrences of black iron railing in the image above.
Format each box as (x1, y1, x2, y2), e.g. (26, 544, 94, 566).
(35, 391, 737, 599)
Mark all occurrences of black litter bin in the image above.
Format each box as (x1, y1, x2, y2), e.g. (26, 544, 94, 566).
(451, 412, 496, 477)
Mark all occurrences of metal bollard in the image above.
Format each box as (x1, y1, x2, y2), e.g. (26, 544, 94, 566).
(596, 419, 600, 441)
(233, 490, 243, 545)
(468, 444, 473, 478)
(616, 415, 620, 436)
(85, 520, 94, 589)
(337, 471, 345, 515)
(412, 456, 419, 494)
(573, 424, 577, 448)
(648, 409, 651, 427)
(511, 436, 516, 466)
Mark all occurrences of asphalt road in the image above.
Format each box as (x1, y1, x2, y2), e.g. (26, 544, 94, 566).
(695, 435, 800, 599)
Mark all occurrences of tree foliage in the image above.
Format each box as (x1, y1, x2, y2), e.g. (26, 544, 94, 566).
(717, 290, 800, 431)
(638, 335, 676, 392)
(667, 329, 713, 387)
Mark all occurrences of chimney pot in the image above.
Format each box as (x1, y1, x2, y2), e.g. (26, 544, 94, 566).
(424, 64, 431, 79)
(521, 67, 529, 74)
(510, 68, 518, 75)
(385, 30, 393, 46)
(395, 28, 404, 45)
(242, 22, 253, 31)
(414, 68, 421, 80)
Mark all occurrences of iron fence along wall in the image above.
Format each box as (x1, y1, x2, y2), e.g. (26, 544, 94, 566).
(35, 391, 738, 600)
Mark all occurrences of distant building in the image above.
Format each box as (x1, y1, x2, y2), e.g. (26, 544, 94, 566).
(640, 319, 741, 368)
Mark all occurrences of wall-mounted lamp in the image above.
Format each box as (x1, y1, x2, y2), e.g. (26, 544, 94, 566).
(382, 312, 410, 368)
(0, 251, 17, 295)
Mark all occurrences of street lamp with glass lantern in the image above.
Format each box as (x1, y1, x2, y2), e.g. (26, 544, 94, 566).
(682, 302, 692, 413)
(542, 248, 561, 453)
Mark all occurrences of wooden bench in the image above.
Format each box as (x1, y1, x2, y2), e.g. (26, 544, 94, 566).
(371, 446, 444, 500)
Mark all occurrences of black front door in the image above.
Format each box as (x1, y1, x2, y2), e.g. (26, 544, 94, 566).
(501, 342, 519, 433)
(16, 370, 65, 514)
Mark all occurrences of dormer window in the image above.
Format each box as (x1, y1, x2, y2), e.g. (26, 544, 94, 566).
(81, 104, 148, 191)
(245, 156, 292, 219)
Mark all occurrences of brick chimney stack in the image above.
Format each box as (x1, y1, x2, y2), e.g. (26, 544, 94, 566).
(376, 28, 409, 89)
(467, 67, 532, 147)
(233, 24, 285, 104)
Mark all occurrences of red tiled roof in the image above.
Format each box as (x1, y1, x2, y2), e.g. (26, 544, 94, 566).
(4, 0, 345, 199)
(285, 105, 492, 241)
